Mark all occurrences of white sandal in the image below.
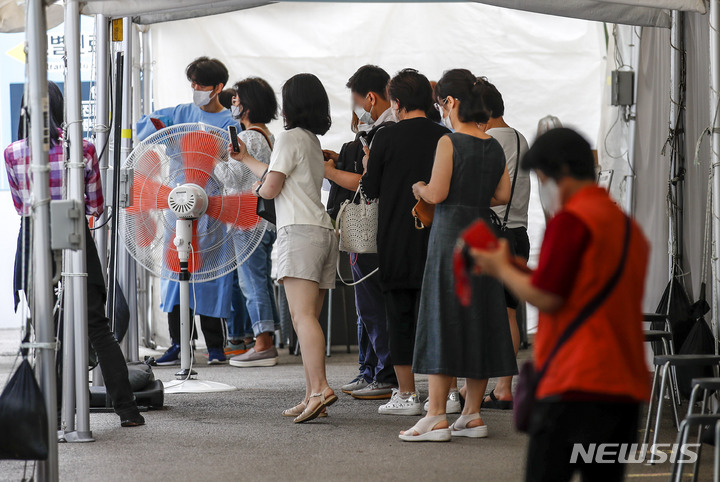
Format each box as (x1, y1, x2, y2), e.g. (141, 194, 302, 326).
(398, 415, 451, 442)
(283, 400, 328, 418)
(450, 413, 488, 438)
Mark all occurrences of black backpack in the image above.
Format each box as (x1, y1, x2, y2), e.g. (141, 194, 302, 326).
(326, 122, 393, 220)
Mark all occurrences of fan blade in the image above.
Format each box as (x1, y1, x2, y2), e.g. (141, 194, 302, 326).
(125, 173, 171, 213)
(136, 149, 162, 176)
(206, 193, 261, 229)
(134, 211, 156, 248)
(164, 224, 202, 274)
(179, 131, 220, 187)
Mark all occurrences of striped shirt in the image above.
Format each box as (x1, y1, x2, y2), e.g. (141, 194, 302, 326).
(3, 133, 104, 217)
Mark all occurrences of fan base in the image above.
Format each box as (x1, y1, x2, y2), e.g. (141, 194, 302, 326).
(163, 379, 237, 394)
(174, 368, 198, 379)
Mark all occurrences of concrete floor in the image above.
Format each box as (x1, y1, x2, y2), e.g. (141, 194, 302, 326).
(0, 329, 716, 481)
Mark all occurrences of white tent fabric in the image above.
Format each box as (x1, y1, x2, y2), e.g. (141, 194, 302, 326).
(75, 0, 702, 27)
(146, 2, 608, 333)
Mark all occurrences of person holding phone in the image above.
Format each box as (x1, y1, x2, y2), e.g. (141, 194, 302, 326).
(136, 56, 241, 365)
(217, 77, 281, 368)
(323, 65, 399, 402)
(472, 128, 649, 481)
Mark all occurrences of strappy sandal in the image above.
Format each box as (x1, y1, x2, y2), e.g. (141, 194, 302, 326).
(481, 390, 513, 410)
(450, 413, 488, 438)
(293, 387, 338, 424)
(283, 401, 327, 418)
(398, 415, 451, 442)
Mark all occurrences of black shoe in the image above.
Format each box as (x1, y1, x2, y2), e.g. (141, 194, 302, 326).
(120, 412, 146, 427)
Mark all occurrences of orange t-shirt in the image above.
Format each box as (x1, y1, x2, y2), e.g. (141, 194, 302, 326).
(532, 186, 650, 402)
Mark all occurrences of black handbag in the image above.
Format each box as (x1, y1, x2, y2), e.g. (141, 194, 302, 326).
(249, 127, 276, 225)
(514, 215, 632, 432)
(0, 357, 49, 460)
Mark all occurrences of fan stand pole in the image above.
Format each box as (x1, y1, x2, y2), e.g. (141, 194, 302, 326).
(163, 219, 235, 394)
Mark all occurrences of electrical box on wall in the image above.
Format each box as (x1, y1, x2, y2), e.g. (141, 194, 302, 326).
(50, 199, 83, 250)
(611, 70, 634, 106)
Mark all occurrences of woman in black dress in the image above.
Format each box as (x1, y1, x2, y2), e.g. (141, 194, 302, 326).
(400, 69, 517, 442)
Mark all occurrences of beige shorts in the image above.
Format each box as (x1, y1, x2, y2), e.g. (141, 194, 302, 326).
(276, 224, 338, 289)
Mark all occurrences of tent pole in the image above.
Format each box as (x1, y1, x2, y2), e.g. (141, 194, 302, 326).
(710, 0, 720, 351)
(119, 17, 139, 361)
(64, 0, 93, 442)
(26, 0, 59, 478)
(94, 14, 110, 284)
(625, 29, 639, 216)
(669, 10, 686, 279)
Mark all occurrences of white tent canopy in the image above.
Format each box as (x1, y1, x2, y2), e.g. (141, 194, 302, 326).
(0, 0, 698, 29)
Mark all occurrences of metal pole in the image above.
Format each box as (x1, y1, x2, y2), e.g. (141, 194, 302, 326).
(625, 28, 639, 216)
(26, 0, 59, 478)
(119, 17, 139, 361)
(140, 26, 153, 116)
(64, 0, 93, 442)
(669, 11, 686, 280)
(93, 15, 110, 284)
(60, 254, 75, 433)
(710, 0, 720, 351)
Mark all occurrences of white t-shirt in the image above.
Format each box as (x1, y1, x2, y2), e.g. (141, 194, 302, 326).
(267, 127, 334, 230)
(489, 127, 530, 229)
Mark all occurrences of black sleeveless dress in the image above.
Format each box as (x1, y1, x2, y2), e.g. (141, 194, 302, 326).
(412, 133, 518, 379)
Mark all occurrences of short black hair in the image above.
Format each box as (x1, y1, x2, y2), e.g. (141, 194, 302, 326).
(521, 127, 596, 181)
(435, 69, 490, 124)
(185, 56, 229, 88)
(388, 69, 433, 114)
(232, 77, 278, 124)
(218, 89, 235, 110)
(476, 78, 505, 118)
(19, 81, 63, 148)
(282, 73, 331, 135)
(346, 65, 390, 99)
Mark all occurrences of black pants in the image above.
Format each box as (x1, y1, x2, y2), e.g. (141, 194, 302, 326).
(383, 288, 421, 366)
(56, 283, 138, 418)
(168, 305, 226, 350)
(504, 226, 530, 310)
(525, 400, 641, 482)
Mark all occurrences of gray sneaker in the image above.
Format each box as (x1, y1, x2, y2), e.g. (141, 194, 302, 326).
(229, 346, 278, 367)
(351, 381, 397, 400)
(341, 374, 370, 394)
(423, 389, 462, 414)
(378, 389, 423, 415)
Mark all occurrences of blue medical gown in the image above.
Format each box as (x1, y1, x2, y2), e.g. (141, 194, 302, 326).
(137, 103, 241, 318)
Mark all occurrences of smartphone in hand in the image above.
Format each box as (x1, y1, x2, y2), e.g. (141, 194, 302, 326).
(359, 136, 369, 149)
(228, 125, 240, 153)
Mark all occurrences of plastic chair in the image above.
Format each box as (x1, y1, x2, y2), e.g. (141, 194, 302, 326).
(643, 354, 720, 463)
(671, 414, 720, 482)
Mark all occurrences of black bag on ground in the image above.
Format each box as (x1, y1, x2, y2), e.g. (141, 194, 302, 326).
(0, 358, 49, 460)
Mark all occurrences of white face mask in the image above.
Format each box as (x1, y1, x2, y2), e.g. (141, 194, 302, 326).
(538, 178, 562, 217)
(442, 107, 454, 130)
(354, 102, 374, 126)
(231, 105, 242, 119)
(193, 88, 214, 107)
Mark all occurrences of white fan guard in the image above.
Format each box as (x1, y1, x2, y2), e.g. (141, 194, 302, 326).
(119, 122, 267, 282)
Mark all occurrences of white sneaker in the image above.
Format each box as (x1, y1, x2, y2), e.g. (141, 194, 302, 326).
(378, 389, 423, 415)
(423, 390, 462, 414)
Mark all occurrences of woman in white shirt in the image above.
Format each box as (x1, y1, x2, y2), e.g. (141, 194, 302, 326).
(229, 73, 338, 423)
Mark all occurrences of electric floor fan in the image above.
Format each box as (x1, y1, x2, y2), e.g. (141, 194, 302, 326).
(119, 123, 266, 394)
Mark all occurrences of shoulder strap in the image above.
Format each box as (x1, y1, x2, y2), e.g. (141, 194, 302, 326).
(247, 126, 273, 151)
(537, 214, 633, 379)
(502, 129, 521, 228)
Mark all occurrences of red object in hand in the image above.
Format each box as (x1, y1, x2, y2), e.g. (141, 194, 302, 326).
(150, 118, 166, 131)
(454, 219, 500, 307)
